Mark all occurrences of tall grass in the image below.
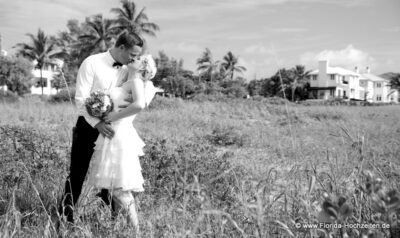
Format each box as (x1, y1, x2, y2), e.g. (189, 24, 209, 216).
(1, 96, 400, 237)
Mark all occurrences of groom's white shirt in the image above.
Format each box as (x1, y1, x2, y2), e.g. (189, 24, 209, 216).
(75, 50, 128, 128)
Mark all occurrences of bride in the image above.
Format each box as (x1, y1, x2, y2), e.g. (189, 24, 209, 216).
(87, 54, 159, 233)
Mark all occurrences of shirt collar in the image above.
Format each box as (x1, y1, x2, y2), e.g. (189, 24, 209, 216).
(105, 50, 119, 67)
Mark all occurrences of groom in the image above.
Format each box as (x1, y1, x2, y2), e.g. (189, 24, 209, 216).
(58, 31, 144, 223)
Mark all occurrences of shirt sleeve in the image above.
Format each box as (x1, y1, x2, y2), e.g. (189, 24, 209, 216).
(75, 57, 101, 128)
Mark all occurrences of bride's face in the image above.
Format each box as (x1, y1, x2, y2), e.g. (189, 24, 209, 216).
(127, 58, 142, 71)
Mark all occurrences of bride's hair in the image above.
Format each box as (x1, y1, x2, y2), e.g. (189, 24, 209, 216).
(138, 54, 157, 80)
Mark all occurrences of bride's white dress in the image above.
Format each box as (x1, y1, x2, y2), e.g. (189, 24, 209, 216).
(87, 79, 160, 192)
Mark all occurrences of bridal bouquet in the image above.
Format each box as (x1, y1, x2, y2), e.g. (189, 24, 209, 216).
(85, 91, 113, 119)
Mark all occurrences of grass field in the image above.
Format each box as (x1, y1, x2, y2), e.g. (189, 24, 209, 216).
(1, 96, 400, 237)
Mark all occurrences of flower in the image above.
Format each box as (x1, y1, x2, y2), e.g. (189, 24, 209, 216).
(85, 90, 114, 119)
(139, 54, 157, 80)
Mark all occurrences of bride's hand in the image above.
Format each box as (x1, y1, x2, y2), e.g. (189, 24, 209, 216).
(103, 112, 117, 123)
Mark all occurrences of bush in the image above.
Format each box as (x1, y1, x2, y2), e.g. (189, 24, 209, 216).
(48, 88, 75, 103)
(140, 138, 247, 209)
(223, 84, 248, 98)
(0, 56, 33, 96)
(0, 90, 19, 103)
(0, 125, 69, 223)
(251, 95, 291, 105)
(206, 125, 248, 147)
(147, 95, 184, 110)
(190, 93, 231, 103)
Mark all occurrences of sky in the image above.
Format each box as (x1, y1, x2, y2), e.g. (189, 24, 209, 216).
(0, 0, 399, 79)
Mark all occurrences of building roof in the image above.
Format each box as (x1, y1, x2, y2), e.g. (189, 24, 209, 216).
(359, 73, 388, 82)
(310, 66, 359, 76)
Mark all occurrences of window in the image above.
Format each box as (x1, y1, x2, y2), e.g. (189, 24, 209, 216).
(376, 95, 382, 101)
(351, 89, 355, 95)
(330, 89, 334, 96)
(330, 74, 335, 80)
(343, 91, 347, 99)
(312, 75, 317, 80)
(342, 76, 348, 84)
(376, 83, 381, 88)
(34, 77, 47, 87)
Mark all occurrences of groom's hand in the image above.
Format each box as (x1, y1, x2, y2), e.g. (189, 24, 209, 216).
(95, 121, 115, 139)
(118, 94, 134, 109)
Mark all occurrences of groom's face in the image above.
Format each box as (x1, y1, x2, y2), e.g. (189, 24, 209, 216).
(119, 45, 142, 65)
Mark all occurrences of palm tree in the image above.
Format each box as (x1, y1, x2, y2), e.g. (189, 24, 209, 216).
(111, 0, 160, 39)
(288, 65, 311, 101)
(14, 28, 64, 95)
(221, 51, 246, 80)
(388, 74, 400, 90)
(196, 48, 221, 82)
(77, 14, 115, 58)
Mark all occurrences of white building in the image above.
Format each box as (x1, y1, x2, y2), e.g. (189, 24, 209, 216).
(309, 60, 398, 103)
(30, 59, 63, 96)
(1, 50, 8, 91)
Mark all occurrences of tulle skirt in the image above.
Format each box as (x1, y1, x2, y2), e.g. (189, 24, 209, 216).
(87, 118, 145, 192)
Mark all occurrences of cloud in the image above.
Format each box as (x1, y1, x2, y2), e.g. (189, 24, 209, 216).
(244, 44, 269, 54)
(174, 42, 203, 53)
(300, 44, 375, 69)
(154, 41, 203, 55)
(271, 28, 308, 33)
(381, 26, 400, 33)
(244, 43, 276, 55)
(240, 55, 284, 79)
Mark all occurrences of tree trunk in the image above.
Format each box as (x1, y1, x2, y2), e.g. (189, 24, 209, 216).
(40, 68, 44, 96)
(291, 87, 295, 102)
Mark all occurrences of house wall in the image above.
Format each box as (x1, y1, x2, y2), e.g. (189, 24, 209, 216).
(0, 85, 7, 91)
(317, 61, 329, 87)
(371, 81, 390, 103)
(359, 80, 373, 101)
(30, 68, 58, 95)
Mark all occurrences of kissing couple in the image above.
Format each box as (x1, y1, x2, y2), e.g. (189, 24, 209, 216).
(58, 30, 162, 234)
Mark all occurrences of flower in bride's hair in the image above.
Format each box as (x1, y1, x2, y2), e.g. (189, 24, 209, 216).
(139, 54, 157, 80)
(85, 90, 114, 119)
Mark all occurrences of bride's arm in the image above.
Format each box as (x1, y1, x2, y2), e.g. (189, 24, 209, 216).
(105, 72, 146, 122)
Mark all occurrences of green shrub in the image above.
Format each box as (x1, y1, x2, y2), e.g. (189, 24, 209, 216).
(0, 125, 69, 225)
(48, 88, 75, 103)
(0, 90, 19, 103)
(146, 96, 184, 110)
(206, 125, 248, 147)
(190, 93, 230, 102)
(140, 138, 247, 208)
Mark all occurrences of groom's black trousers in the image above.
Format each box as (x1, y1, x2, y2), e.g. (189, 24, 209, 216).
(58, 116, 112, 222)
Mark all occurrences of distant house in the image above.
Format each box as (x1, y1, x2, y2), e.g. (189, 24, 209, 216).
(0, 49, 8, 91)
(0, 48, 63, 95)
(30, 59, 63, 96)
(309, 60, 399, 103)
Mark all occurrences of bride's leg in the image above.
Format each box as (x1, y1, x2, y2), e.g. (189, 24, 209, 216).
(113, 190, 139, 233)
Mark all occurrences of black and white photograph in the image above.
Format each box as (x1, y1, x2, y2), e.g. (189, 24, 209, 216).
(0, 0, 400, 237)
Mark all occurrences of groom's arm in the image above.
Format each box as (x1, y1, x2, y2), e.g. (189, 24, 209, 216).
(75, 58, 102, 128)
(105, 75, 146, 122)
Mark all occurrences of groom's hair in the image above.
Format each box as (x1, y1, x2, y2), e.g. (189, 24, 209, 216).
(115, 31, 144, 49)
